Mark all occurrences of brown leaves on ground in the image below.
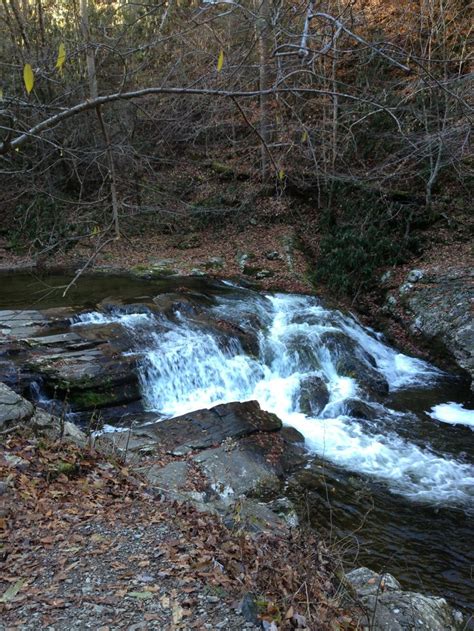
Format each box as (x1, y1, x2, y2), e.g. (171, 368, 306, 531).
(1, 434, 358, 630)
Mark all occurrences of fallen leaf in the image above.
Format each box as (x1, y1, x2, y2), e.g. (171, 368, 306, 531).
(1, 578, 27, 603)
(172, 603, 184, 624)
(90, 533, 106, 543)
(128, 591, 153, 600)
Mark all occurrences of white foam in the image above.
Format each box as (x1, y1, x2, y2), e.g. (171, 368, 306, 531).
(73, 311, 154, 328)
(92, 424, 130, 437)
(340, 316, 442, 390)
(429, 402, 474, 429)
(285, 413, 474, 503)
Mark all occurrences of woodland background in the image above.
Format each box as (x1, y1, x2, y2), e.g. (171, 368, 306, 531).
(0, 0, 472, 296)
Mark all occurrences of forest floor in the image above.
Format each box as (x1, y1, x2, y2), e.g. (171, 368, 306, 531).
(0, 433, 357, 631)
(0, 221, 312, 293)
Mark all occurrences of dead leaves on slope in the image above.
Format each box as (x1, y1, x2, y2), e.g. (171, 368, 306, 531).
(1, 435, 357, 629)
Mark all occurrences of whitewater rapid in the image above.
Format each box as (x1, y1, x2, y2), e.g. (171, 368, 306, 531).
(75, 291, 474, 507)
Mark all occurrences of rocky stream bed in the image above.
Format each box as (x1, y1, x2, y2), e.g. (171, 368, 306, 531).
(1, 271, 473, 629)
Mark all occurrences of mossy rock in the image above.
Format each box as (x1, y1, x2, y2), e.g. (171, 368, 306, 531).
(132, 264, 178, 277)
(204, 257, 225, 270)
(67, 381, 141, 410)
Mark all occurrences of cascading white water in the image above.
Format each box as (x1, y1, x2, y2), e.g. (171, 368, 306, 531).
(78, 292, 474, 506)
(429, 402, 474, 429)
(72, 311, 155, 328)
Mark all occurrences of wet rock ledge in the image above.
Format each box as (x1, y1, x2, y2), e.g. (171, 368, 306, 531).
(345, 568, 464, 631)
(381, 266, 473, 388)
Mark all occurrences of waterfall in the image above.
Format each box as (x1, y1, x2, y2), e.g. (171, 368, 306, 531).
(77, 291, 474, 506)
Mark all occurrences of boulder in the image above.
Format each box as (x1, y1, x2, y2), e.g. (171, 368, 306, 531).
(0, 383, 34, 428)
(342, 398, 379, 420)
(0, 383, 86, 444)
(399, 267, 473, 388)
(204, 257, 225, 269)
(193, 444, 281, 499)
(222, 498, 289, 535)
(346, 567, 401, 597)
(29, 408, 87, 445)
(298, 375, 330, 415)
(152, 292, 204, 319)
(346, 567, 463, 631)
(142, 400, 282, 453)
(321, 331, 388, 396)
(406, 269, 424, 283)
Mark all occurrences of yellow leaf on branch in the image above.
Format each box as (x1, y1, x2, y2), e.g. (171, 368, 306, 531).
(23, 64, 34, 94)
(217, 50, 224, 73)
(56, 43, 66, 72)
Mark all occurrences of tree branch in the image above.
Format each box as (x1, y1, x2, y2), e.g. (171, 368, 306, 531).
(0, 85, 403, 154)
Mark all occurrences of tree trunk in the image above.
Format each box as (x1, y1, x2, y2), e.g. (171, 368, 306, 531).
(255, 0, 272, 181)
(80, 0, 120, 239)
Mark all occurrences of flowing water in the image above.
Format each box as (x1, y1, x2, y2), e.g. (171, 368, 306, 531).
(1, 272, 473, 611)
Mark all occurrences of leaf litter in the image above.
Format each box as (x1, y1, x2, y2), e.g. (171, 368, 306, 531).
(1, 434, 359, 629)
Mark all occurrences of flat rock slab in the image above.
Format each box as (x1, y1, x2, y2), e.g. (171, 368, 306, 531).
(135, 400, 283, 453)
(27, 348, 137, 388)
(26, 346, 141, 410)
(141, 460, 190, 491)
(0, 310, 48, 340)
(0, 382, 34, 428)
(25, 332, 95, 350)
(97, 401, 284, 457)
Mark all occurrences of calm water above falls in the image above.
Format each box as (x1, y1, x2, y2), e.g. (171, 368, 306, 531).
(1, 272, 472, 611)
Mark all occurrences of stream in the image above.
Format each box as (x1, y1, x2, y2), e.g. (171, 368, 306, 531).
(1, 271, 473, 612)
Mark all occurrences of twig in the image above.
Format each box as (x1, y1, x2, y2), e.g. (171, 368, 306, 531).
(61, 236, 115, 298)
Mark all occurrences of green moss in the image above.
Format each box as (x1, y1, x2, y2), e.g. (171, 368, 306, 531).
(56, 461, 79, 476)
(132, 264, 177, 277)
(70, 390, 115, 409)
(47, 460, 80, 481)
